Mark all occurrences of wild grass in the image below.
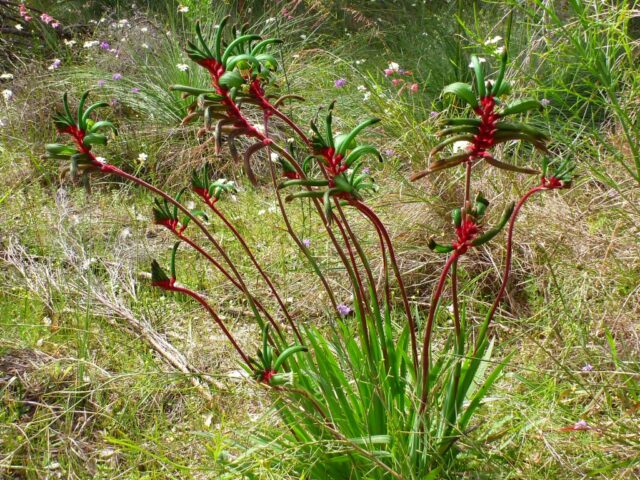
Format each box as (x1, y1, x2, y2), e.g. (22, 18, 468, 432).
(1, 0, 639, 478)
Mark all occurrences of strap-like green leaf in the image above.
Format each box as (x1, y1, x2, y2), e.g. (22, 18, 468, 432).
(443, 82, 478, 109)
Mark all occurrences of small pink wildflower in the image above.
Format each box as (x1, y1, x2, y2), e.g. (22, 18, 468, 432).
(391, 78, 402, 87)
(112, 73, 123, 80)
(40, 13, 54, 25)
(19, 4, 31, 21)
(334, 78, 347, 88)
(410, 83, 419, 93)
(573, 420, 589, 431)
(131, 87, 140, 93)
(540, 98, 551, 107)
(384, 68, 394, 77)
(581, 364, 593, 372)
(302, 239, 311, 248)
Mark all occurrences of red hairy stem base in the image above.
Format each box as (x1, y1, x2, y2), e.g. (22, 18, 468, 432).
(352, 200, 419, 369)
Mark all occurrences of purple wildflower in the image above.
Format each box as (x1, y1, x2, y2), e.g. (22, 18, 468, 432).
(110, 98, 119, 107)
(97, 79, 106, 87)
(581, 364, 593, 372)
(573, 420, 589, 431)
(334, 78, 347, 88)
(429, 111, 440, 118)
(384, 148, 396, 158)
(362, 167, 370, 175)
(112, 73, 123, 80)
(337, 304, 352, 317)
(302, 239, 311, 248)
(131, 87, 140, 93)
(100, 41, 110, 50)
(540, 98, 551, 107)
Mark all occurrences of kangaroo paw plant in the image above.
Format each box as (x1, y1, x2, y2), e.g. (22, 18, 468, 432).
(45, 20, 574, 478)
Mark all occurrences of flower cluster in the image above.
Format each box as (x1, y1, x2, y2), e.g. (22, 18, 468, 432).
(384, 62, 419, 94)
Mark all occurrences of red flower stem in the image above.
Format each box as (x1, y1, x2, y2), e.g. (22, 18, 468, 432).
(334, 218, 371, 328)
(250, 82, 311, 146)
(267, 124, 363, 318)
(208, 204, 302, 343)
(334, 202, 382, 309)
(474, 185, 545, 354)
(169, 285, 252, 367)
(448, 260, 463, 423)
(464, 161, 472, 218)
(352, 201, 419, 369)
(270, 108, 311, 147)
(266, 157, 340, 312)
(97, 164, 267, 329)
(419, 250, 460, 414)
(178, 233, 285, 342)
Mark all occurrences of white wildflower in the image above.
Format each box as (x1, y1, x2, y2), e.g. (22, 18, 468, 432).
(140, 27, 148, 33)
(486, 35, 502, 45)
(388, 62, 400, 71)
(452, 141, 472, 153)
(468, 57, 486, 68)
(357, 85, 367, 92)
(177, 5, 189, 13)
(43, 316, 52, 326)
(176, 63, 189, 71)
(363, 91, 371, 101)
(0, 118, 8, 128)
(119, 227, 132, 240)
(15, 24, 23, 31)
(141, 43, 149, 49)
(270, 152, 279, 162)
(2, 89, 13, 101)
(265, 17, 276, 24)
(63, 39, 76, 47)
(138, 152, 148, 162)
(83, 40, 100, 48)
(1, 73, 14, 80)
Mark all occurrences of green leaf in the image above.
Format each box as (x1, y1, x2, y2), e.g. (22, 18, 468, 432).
(251, 38, 282, 55)
(218, 71, 245, 90)
(470, 55, 486, 98)
(443, 82, 478, 109)
(214, 16, 231, 61)
(221, 34, 261, 66)
(500, 99, 542, 116)
(335, 118, 380, 156)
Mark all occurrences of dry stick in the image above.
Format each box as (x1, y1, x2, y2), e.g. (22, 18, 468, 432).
(169, 285, 252, 367)
(178, 233, 285, 342)
(419, 250, 460, 413)
(208, 204, 302, 343)
(352, 201, 419, 369)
